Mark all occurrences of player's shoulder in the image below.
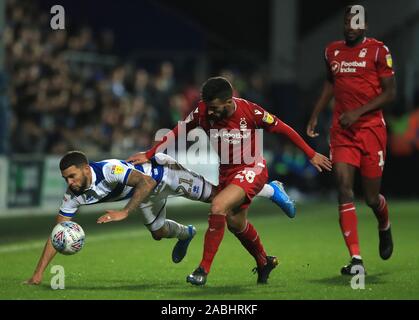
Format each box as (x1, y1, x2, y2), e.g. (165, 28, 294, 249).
(364, 37, 389, 50)
(233, 97, 260, 110)
(325, 40, 346, 51)
(90, 159, 128, 181)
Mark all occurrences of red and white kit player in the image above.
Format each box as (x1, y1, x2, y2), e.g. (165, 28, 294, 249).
(129, 77, 331, 285)
(307, 5, 397, 275)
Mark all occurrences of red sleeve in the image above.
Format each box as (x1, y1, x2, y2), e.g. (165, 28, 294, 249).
(376, 45, 395, 78)
(145, 107, 199, 159)
(252, 103, 316, 159)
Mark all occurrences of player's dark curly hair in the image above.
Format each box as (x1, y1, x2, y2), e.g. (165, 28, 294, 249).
(60, 151, 89, 171)
(201, 77, 233, 103)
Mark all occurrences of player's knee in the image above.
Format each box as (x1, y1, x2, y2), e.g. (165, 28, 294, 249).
(226, 214, 245, 231)
(338, 185, 354, 203)
(365, 195, 380, 209)
(210, 200, 227, 216)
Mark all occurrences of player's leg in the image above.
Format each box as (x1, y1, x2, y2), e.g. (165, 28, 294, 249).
(362, 176, 393, 260)
(226, 208, 278, 284)
(164, 155, 216, 203)
(186, 184, 246, 285)
(360, 125, 393, 260)
(140, 200, 196, 263)
(334, 162, 365, 274)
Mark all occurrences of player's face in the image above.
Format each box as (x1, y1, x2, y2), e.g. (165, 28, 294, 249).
(206, 98, 233, 121)
(62, 165, 90, 195)
(344, 14, 366, 45)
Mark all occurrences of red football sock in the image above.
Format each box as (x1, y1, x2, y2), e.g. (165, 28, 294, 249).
(199, 214, 226, 274)
(233, 222, 267, 267)
(373, 194, 390, 231)
(339, 203, 361, 257)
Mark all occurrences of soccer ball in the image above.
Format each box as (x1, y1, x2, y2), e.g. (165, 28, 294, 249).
(51, 221, 85, 255)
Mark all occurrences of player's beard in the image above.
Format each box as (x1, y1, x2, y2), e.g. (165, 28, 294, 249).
(344, 31, 364, 46)
(209, 107, 229, 122)
(70, 176, 88, 196)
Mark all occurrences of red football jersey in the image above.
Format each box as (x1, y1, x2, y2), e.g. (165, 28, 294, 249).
(325, 37, 395, 129)
(146, 97, 315, 175)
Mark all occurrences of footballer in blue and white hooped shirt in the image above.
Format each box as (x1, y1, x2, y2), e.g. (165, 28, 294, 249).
(59, 151, 215, 234)
(25, 151, 215, 285)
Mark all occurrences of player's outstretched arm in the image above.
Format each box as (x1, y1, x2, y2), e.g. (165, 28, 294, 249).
(307, 80, 334, 137)
(128, 108, 200, 164)
(97, 170, 157, 224)
(24, 214, 71, 285)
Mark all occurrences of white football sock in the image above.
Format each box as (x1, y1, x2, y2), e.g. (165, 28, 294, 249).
(164, 220, 190, 240)
(256, 184, 275, 199)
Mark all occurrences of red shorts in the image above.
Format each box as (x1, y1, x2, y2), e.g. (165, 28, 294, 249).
(218, 160, 268, 210)
(330, 125, 387, 178)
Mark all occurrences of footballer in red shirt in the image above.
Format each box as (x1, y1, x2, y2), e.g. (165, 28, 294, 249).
(129, 77, 331, 285)
(307, 5, 396, 275)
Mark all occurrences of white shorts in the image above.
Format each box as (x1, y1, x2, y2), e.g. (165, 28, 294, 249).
(137, 153, 213, 231)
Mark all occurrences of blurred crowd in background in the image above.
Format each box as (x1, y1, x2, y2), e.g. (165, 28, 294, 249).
(1, 0, 418, 196)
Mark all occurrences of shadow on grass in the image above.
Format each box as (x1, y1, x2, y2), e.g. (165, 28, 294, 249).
(39, 280, 262, 299)
(308, 272, 389, 287)
(39, 279, 253, 297)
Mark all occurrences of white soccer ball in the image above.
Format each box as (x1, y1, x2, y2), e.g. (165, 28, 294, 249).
(51, 221, 85, 255)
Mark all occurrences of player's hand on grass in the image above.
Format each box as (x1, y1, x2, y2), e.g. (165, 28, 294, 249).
(24, 274, 42, 285)
(127, 152, 148, 165)
(310, 153, 332, 172)
(97, 210, 129, 224)
(339, 110, 360, 129)
(306, 117, 319, 138)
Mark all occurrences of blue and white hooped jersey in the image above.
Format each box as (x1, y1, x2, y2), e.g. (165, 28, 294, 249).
(59, 158, 165, 218)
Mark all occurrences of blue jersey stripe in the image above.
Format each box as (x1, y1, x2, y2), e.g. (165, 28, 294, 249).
(123, 168, 132, 185)
(89, 161, 106, 185)
(59, 210, 75, 217)
(150, 157, 164, 184)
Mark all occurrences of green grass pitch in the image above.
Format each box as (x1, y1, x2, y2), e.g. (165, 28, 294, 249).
(1, 200, 418, 300)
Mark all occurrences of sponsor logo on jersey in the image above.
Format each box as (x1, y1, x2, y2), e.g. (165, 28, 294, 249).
(331, 61, 340, 75)
(331, 60, 366, 74)
(111, 165, 124, 175)
(262, 112, 274, 125)
(211, 130, 251, 144)
(254, 109, 263, 115)
(386, 54, 393, 68)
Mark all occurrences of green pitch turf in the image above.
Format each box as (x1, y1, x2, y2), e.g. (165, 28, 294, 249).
(0, 200, 418, 300)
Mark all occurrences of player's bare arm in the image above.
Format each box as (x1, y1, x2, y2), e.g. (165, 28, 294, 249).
(307, 61, 335, 138)
(97, 170, 157, 223)
(339, 76, 396, 129)
(24, 214, 71, 285)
